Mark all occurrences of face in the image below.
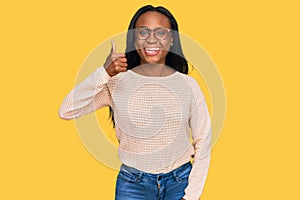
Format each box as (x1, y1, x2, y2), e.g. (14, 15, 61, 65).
(134, 11, 173, 65)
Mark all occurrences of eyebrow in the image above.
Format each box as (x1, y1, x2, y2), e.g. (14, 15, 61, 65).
(136, 26, 166, 30)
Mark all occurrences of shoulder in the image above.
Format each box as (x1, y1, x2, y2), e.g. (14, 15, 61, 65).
(106, 70, 129, 92)
(177, 73, 202, 90)
(177, 73, 205, 101)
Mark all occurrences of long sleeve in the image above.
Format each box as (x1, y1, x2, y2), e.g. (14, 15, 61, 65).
(58, 66, 112, 120)
(183, 78, 212, 200)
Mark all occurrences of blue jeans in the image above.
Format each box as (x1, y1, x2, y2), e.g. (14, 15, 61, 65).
(115, 162, 192, 200)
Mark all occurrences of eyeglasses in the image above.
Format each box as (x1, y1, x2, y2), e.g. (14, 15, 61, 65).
(135, 27, 171, 40)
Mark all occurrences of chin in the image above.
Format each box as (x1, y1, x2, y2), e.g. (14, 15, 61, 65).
(142, 59, 164, 65)
(142, 54, 165, 64)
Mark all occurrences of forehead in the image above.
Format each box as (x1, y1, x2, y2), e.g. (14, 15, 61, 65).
(135, 11, 171, 28)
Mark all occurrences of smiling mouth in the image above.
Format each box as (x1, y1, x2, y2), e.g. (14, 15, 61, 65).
(144, 47, 160, 56)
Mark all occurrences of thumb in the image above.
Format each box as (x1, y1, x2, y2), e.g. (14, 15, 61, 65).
(110, 40, 116, 54)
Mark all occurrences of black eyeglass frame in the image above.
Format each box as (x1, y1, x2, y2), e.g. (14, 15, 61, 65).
(134, 27, 172, 40)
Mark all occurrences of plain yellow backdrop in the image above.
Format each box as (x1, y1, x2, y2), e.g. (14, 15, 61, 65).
(1, 0, 299, 199)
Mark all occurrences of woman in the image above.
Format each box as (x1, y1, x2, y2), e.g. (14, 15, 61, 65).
(59, 5, 211, 200)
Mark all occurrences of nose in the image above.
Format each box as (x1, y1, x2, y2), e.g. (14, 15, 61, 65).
(146, 31, 158, 43)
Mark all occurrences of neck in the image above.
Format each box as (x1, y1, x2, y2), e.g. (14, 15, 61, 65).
(139, 64, 166, 77)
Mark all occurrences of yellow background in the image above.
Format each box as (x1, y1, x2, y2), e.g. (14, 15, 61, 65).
(1, 0, 299, 199)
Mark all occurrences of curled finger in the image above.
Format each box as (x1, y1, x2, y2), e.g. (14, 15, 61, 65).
(116, 66, 127, 73)
(118, 61, 128, 68)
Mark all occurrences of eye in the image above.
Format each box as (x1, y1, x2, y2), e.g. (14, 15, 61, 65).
(138, 29, 149, 36)
(155, 30, 166, 36)
(139, 31, 147, 35)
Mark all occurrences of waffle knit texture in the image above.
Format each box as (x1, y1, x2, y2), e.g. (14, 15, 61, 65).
(59, 66, 211, 200)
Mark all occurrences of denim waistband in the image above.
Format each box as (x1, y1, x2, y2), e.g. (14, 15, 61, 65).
(120, 162, 191, 179)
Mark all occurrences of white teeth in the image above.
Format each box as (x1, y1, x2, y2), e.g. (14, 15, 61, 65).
(145, 48, 160, 51)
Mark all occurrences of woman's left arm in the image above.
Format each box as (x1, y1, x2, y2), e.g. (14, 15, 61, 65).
(182, 78, 212, 200)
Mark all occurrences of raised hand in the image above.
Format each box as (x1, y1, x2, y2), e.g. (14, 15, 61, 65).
(103, 40, 128, 77)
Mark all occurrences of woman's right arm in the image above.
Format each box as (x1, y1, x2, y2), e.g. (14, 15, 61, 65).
(59, 41, 127, 120)
(58, 67, 112, 120)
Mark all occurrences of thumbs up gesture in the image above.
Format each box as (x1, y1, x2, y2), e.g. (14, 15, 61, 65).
(103, 41, 128, 77)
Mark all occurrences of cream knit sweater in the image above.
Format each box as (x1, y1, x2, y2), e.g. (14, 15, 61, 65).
(59, 66, 211, 200)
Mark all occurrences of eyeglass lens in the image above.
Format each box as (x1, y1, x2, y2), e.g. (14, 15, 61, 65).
(135, 28, 170, 40)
